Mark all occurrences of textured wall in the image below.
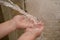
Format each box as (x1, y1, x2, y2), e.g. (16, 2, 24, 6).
(26, 0, 60, 40)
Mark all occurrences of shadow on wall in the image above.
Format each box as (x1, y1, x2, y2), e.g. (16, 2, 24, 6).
(0, 5, 9, 40)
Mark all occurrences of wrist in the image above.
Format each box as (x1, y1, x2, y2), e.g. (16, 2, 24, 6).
(25, 31, 37, 38)
(18, 31, 37, 40)
(9, 19, 17, 30)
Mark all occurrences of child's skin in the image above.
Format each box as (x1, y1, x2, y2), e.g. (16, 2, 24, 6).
(0, 15, 44, 40)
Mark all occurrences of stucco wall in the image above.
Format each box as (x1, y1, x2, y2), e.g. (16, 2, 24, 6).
(26, 0, 60, 40)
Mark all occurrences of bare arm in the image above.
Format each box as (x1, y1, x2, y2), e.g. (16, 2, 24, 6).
(0, 20, 16, 39)
(0, 15, 34, 39)
(18, 31, 37, 40)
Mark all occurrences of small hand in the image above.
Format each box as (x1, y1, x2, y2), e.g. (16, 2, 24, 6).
(18, 21, 44, 40)
(25, 21, 44, 37)
(12, 15, 34, 29)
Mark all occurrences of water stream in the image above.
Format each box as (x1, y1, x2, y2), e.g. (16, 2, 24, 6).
(0, 0, 38, 24)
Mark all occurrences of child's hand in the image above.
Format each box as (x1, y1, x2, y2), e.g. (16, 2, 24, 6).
(18, 21, 44, 40)
(12, 15, 34, 29)
(25, 21, 44, 37)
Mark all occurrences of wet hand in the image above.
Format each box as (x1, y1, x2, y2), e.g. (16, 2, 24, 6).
(12, 15, 34, 29)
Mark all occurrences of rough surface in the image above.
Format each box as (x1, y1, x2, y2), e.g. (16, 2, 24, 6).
(26, 0, 60, 40)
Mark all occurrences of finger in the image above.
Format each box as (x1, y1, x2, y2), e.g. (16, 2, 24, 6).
(25, 22, 34, 28)
(37, 21, 44, 26)
(38, 21, 44, 24)
(37, 26, 44, 32)
(24, 19, 35, 28)
(18, 15, 26, 21)
(28, 18, 35, 24)
(13, 15, 25, 21)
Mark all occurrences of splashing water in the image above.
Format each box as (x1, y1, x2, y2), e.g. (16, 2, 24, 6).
(0, 0, 38, 24)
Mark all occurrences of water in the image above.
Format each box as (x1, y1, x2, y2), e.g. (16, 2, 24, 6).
(0, 0, 38, 24)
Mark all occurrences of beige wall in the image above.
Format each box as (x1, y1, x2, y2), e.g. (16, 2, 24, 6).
(26, 0, 60, 40)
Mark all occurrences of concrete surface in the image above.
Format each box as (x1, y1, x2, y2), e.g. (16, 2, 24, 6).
(26, 0, 60, 40)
